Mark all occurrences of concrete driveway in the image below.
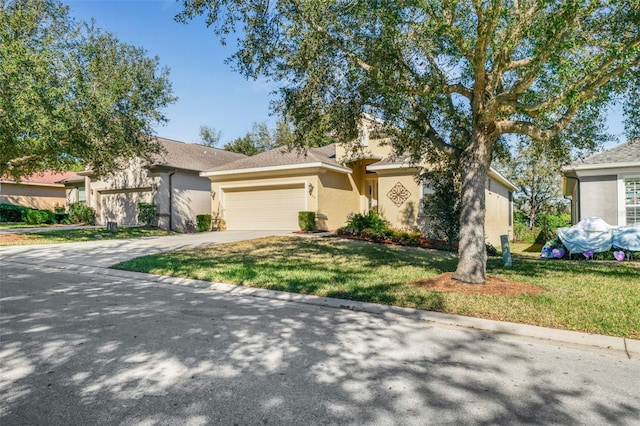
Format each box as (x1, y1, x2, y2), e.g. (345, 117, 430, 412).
(1, 232, 639, 425)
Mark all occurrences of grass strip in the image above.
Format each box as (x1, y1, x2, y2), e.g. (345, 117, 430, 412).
(113, 236, 640, 339)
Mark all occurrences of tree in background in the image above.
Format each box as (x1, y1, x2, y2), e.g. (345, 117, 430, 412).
(199, 126, 222, 147)
(224, 122, 274, 155)
(419, 156, 462, 245)
(506, 139, 570, 230)
(220, 120, 298, 155)
(178, 0, 640, 283)
(0, 0, 176, 180)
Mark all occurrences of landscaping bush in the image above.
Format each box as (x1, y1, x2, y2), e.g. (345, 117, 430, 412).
(0, 203, 28, 222)
(196, 214, 212, 232)
(137, 203, 158, 227)
(54, 213, 70, 224)
(298, 211, 316, 231)
(24, 209, 55, 225)
(343, 210, 389, 235)
(68, 203, 96, 224)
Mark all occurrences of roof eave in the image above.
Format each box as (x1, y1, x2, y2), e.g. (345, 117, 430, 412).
(201, 162, 351, 179)
(488, 167, 519, 192)
(563, 161, 640, 172)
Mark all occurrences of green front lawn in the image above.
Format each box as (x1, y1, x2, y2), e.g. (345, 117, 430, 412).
(113, 236, 640, 339)
(0, 222, 55, 229)
(0, 226, 175, 245)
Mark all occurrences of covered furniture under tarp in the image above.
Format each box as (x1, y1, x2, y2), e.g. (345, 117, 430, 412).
(557, 217, 640, 253)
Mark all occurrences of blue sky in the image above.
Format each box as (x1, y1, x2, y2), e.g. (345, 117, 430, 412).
(64, 0, 627, 149)
(65, 0, 277, 145)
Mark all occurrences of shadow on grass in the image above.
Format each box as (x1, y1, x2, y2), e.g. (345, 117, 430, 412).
(489, 255, 640, 282)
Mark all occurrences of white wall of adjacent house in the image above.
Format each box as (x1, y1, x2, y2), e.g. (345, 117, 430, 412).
(579, 175, 618, 225)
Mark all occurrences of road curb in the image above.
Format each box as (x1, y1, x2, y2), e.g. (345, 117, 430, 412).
(8, 258, 639, 358)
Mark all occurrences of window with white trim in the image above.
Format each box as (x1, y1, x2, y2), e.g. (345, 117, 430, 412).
(419, 180, 435, 215)
(625, 177, 640, 225)
(78, 186, 86, 203)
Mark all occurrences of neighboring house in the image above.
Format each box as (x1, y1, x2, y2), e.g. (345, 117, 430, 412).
(201, 133, 516, 246)
(59, 138, 245, 231)
(562, 139, 640, 226)
(0, 171, 76, 211)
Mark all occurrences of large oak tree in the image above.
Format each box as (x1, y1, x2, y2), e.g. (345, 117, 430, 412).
(177, 0, 640, 283)
(1, 0, 176, 180)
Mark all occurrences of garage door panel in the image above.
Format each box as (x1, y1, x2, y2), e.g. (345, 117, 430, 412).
(223, 185, 305, 230)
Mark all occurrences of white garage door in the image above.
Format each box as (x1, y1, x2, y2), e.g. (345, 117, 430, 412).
(100, 189, 152, 225)
(223, 185, 305, 230)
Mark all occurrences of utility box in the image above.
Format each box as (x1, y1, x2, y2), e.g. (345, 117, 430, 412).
(106, 222, 118, 233)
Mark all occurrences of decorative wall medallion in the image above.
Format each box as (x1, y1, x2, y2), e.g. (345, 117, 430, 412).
(387, 182, 411, 207)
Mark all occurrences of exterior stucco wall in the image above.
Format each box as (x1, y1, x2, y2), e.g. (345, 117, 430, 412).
(317, 171, 359, 230)
(376, 172, 513, 246)
(376, 172, 422, 231)
(579, 175, 618, 225)
(0, 183, 66, 210)
(169, 172, 213, 232)
(484, 179, 514, 246)
(90, 159, 156, 226)
(335, 138, 393, 164)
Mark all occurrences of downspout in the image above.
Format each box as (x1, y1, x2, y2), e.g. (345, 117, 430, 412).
(564, 175, 581, 224)
(168, 170, 176, 230)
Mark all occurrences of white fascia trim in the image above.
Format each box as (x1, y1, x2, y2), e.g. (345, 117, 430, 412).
(201, 162, 350, 178)
(488, 167, 518, 192)
(366, 162, 417, 172)
(564, 161, 640, 172)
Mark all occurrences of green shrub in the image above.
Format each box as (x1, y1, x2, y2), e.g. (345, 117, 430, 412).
(68, 203, 96, 224)
(24, 209, 55, 225)
(298, 211, 316, 231)
(137, 203, 158, 227)
(54, 213, 70, 224)
(344, 210, 389, 234)
(196, 214, 212, 232)
(0, 203, 28, 222)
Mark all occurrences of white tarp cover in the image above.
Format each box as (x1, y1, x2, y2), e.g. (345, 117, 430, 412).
(612, 224, 640, 251)
(557, 217, 640, 253)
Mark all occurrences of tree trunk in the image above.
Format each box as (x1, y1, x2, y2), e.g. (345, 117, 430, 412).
(453, 140, 492, 284)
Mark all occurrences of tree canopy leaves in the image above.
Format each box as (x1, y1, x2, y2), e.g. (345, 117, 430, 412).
(178, 0, 640, 283)
(1, 0, 176, 180)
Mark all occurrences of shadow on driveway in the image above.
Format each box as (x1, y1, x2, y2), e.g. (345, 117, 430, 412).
(1, 262, 638, 425)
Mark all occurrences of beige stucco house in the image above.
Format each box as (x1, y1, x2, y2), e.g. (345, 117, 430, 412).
(60, 138, 245, 231)
(202, 134, 516, 246)
(563, 139, 640, 226)
(0, 171, 76, 211)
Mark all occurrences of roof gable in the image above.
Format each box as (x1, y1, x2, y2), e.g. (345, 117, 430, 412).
(205, 144, 339, 172)
(151, 137, 246, 172)
(575, 139, 640, 166)
(1, 171, 77, 185)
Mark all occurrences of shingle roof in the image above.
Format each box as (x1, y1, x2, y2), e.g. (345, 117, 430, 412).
(151, 137, 246, 172)
(206, 143, 340, 172)
(575, 139, 640, 166)
(1, 171, 77, 185)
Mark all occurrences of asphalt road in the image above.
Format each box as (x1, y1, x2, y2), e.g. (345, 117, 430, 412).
(1, 234, 639, 425)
